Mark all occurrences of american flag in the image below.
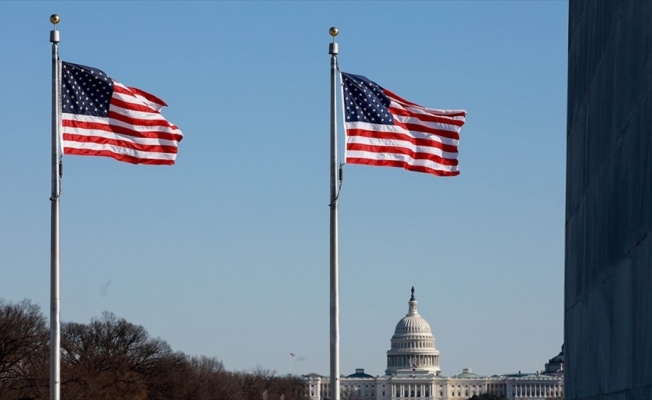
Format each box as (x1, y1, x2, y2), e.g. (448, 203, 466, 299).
(61, 62, 183, 165)
(341, 72, 465, 177)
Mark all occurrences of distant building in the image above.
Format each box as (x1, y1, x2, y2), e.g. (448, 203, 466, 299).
(305, 288, 563, 400)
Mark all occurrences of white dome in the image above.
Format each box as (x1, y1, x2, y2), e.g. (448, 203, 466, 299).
(386, 287, 441, 376)
(394, 310, 433, 336)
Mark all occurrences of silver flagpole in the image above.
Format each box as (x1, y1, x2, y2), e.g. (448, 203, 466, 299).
(49, 14, 62, 400)
(328, 26, 340, 400)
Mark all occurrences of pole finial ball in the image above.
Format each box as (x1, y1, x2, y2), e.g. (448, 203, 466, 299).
(50, 14, 60, 25)
(329, 27, 339, 37)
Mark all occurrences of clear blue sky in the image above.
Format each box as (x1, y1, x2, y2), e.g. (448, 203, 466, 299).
(1, 1, 568, 378)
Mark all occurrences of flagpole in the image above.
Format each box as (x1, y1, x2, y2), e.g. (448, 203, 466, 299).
(328, 26, 340, 400)
(49, 14, 62, 400)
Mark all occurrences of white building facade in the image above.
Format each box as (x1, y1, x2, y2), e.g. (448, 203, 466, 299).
(305, 288, 563, 400)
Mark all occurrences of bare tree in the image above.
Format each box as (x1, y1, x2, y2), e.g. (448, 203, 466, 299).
(141, 349, 192, 400)
(0, 303, 309, 400)
(0, 299, 49, 400)
(267, 375, 309, 400)
(188, 355, 225, 374)
(180, 355, 229, 399)
(340, 384, 362, 400)
(61, 312, 175, 399)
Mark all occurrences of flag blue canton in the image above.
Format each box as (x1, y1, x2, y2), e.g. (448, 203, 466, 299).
(342, 73, 394, 125)
(62, 62, 114, 118)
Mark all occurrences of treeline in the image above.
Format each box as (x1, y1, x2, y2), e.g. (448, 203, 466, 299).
(0, 299, 307, 400)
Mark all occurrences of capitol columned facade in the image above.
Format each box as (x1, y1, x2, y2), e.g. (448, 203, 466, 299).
(304, 288, 563, 400)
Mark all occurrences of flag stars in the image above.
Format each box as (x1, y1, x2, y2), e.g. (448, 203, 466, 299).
(342, 72, 393, 125)
(62, 62, 114, 117)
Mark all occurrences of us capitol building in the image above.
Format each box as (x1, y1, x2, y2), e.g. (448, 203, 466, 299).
(304, 288, 563, 400)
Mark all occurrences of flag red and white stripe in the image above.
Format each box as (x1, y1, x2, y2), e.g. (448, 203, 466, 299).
(341, 72, 465, 177)
(61, 62, 183, 165)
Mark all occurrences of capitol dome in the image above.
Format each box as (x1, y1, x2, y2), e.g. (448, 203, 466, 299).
(394, 306, 433, 336)
(385, 287, 441, 376)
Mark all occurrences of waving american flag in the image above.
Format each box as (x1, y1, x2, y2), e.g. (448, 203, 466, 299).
(61, 62, 183, 165)
(341, 72, 465, 177)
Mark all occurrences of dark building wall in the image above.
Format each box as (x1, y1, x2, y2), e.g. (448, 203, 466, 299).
(565, 1, 652, 399)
